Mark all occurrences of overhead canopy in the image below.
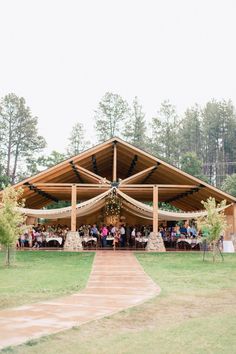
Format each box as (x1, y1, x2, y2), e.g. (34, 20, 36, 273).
(1, 137, 236, 212)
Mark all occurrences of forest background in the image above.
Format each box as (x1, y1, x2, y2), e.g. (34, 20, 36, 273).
(0, 91, 236, 198)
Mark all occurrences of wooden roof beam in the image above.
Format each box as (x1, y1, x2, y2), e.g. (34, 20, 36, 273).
(166, 185, 204, 204)
(75, 164, 111, 184)
(120, 165, 157, 185)
(92, 154, 99, 175)
(120, 184, 199, 188)
(33, 183, 110, 188)
(24, 182, 59, 203)
(142, 163, 160, 183)
(126, 155, 138, 178)
(69, 161, 84, 183)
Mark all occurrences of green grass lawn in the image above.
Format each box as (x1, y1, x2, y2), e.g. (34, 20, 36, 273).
(2, 252, 236, 354)
(0, 250, 94, 309)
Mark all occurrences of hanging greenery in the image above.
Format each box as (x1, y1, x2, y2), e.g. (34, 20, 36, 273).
(105, 190, 122, 216)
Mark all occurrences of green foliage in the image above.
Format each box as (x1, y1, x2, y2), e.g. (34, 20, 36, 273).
(221, 173, 236, 197)
(38, 150, 66, 169)
(23, 150, 67, 179)
(123, 96, 147, 148)
(45, 200, 71, 210)
(0, 186, 26, 265)
(67, 122, 90, 156)
(151, 100, 180, 165)
(0, 93, 46, 183)
(158, 202, 180, 212)
(202, 100, 236, 186)
(95, 92, 129, 142)
(179, 105, 202, 156)
(197, 197, 227, 261)
(180, 152, 208, 182)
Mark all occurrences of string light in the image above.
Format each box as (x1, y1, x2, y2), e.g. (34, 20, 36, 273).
(105, 190, 122, 216)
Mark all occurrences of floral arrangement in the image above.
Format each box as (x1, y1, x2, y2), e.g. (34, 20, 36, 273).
(105, 191, 122, 216)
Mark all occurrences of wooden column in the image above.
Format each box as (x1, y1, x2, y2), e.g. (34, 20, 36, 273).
(113, 142, 117, 182)
(153, 185, 158, 234)
(71, 184, 77, 232)
(233, 203, 236, 235)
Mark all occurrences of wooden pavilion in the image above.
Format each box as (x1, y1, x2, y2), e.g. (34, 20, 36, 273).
(3, 137, 236, 239)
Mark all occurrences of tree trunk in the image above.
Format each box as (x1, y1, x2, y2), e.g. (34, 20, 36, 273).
(5, 245, 10, 266)
(12, 143, 20, 184)
(212, 242, 217, 262)
(6, 118, 12, 179)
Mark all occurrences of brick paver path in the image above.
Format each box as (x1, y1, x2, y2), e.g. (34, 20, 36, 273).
(0, 251, 160, 349)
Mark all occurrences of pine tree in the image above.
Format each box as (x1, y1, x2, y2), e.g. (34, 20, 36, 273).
(179, 105, 202, 156)
(94, 92, 129, 142)
(67, 122, 90, 156)
(0, 93, 46, 184)
(123, 97, 147, 148)
(151, 100, 180, 165)
(202, 100, 236, 186)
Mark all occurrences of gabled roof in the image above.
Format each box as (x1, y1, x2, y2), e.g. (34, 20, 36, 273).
(2, 137, 236, 210)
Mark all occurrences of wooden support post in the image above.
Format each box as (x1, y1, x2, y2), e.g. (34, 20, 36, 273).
(153, 185, 158, 235)
(71, 184, 77, 232)
(233, 203, 236, 235)
(113, 142, 117, 182)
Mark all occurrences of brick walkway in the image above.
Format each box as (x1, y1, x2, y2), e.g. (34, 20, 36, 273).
(0, 251, 160, 349)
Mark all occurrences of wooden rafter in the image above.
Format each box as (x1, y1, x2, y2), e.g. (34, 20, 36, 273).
(92, 154, 99, 175)
(142, 163, 160, 183)
(69, 161, 84, 183)
(120, 184, 199, 188)
(120, 165, 157, 185)
(33, 183, 110, 188)
(75, 165, 110, 184)
(23, 182, 59, 203)
(126, 155, 138, 178)
(166, 185, 204, 204)
(113, 141, 117, 182)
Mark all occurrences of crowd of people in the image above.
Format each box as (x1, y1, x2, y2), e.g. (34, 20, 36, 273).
(17, 224, 69, 248)
(79, 223, 152, 248)
(18, 222, 203, 250)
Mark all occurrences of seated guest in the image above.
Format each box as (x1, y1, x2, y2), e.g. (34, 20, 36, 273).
(180, 225, 187, 235)
(91, 224, 99, 239)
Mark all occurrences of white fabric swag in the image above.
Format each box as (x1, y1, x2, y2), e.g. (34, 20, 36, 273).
(17, 187, 232, 220)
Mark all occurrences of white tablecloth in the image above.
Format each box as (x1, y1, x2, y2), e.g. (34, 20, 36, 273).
(82, 237, 97, 243)
(135, 237, 148, 243)
(223, 241, 235, 253)
(46, 236, 63, 245)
